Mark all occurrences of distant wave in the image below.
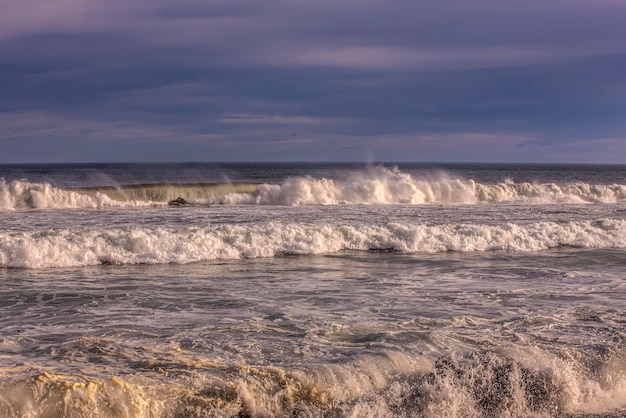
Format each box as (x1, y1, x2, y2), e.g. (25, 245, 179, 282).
(2, 219, 625, 268)
(0, 179, 259, 210)
(2, 166, 626, 210)
(218, 166, 626, 205)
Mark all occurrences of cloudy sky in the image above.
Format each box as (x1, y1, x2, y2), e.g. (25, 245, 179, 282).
(2, 0, 626, 163)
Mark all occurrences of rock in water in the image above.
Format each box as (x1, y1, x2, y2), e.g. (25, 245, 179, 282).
(168, 197, 190, 206)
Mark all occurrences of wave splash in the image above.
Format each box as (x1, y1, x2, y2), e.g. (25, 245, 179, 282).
(2, 219, 625, 268)
(1, 348, 625, 417)
(3, 167, 626, 210)
(218, 166, 626, 206)
(0, 179, 260, 210)
(0, 179, 147, 210)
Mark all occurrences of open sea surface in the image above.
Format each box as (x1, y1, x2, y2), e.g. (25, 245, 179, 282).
(1, 163, 626, 417)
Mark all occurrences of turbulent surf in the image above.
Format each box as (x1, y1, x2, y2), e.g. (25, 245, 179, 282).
(1, 163, 625, 417)
(2, 166, 626, 210)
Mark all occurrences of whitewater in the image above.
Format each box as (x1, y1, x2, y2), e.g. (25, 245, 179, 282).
(2, 166, 626, 209)
(1, 163, 626, 417)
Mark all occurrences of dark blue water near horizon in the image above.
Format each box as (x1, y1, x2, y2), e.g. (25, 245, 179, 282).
(2, 162, 626, 188)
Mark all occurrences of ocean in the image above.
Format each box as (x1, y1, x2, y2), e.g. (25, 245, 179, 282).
(1, 163, 625, 417)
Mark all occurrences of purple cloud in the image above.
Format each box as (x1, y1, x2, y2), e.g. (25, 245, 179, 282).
(1, 0, 626, 162)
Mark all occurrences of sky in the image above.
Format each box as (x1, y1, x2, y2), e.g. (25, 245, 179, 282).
(1, 0, 626, 163)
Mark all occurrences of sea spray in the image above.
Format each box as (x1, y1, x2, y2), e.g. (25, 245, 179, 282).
(0, 179, 260, 210)
(3, 167, 626, 210)
(2, 348, 625, 417)
(218, 167, 626, 205)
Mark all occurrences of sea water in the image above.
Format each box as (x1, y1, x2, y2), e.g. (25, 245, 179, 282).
(1, 163, 625, 417)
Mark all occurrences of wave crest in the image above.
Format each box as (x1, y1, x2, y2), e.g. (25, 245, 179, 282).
(2, 348, 625, 417)
(2, 219, 625, 268)
(218, 166, 626, 206)
(0, 179, 259, 210)
(3, 167, 626, 210)
(0, 179, 154, 210)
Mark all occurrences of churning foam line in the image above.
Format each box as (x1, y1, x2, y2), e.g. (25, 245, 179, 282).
(1, 348, 625, 417)
(3, 167, 626, 209)
(1, 219, 625, 268)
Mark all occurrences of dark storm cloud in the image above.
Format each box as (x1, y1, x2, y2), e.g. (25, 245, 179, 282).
(1, 0, 626, 162)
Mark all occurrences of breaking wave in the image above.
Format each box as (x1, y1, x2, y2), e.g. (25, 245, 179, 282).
(3, 167, 626, 210)
(2, 219, 625, 268)
(1, 348, 625, 417)
(218, 166, 626, 206)
(0, 179, 259, 210)
(0, 179, 150, 210)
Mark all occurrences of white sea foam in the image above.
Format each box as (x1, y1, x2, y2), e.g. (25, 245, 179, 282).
(0, 179, 156, 210)
(1, 348, 625, 417)
(2, 219, 625, 268)
(218, 166, 626, 206)
(3, 167, 626, 210)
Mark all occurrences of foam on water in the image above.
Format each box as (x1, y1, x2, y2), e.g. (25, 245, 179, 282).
(218, 166, 626, 206)
(2, 164, 626, 418)
(0, 179, 156, 210)
(1, 219, 625, 268)
(1, 347, 625, 417)
(3, 167, 626, 210)
(0, 179, 261, 210)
